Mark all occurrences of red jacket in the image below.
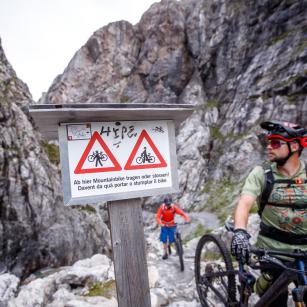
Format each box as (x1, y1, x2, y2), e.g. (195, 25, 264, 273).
(156, 203, 190, 226)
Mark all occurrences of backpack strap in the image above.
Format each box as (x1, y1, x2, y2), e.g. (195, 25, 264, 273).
(162, 204, 175, 214)
(258, 162, 307, 216)
(259, 221, 307, 244)
(258, 163, 274, 217)
(268, 162, 307, 186)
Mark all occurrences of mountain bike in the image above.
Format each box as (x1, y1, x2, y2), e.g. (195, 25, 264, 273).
(87, 151, 108, 162)
(195, 233, 307, 306)
(136, 153, 155, 164)
(166, 222, 187, 271)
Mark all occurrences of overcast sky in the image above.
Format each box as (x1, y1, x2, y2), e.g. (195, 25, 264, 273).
(0, 0, 157, 101)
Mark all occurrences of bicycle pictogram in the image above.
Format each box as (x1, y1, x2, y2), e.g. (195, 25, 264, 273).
(136, 147, 155, 164)
(87, 150, 108, 167)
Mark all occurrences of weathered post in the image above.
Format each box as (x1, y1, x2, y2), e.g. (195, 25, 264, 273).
(29, 103, 194, 307)
(108, 198, 150, 306)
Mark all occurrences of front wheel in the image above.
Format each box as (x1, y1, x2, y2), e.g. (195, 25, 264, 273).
(136, 157, 143, 164)
(195, 234, 237, 307)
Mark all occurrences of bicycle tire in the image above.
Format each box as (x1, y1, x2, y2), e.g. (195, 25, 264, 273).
(195, 234, 237, 307)
(136, 157, 143, 164)
(148, 155, 155, 163)
(87, 154, 95, 162)
(175, 233, 184, 271)
(100, 153, 108, 161)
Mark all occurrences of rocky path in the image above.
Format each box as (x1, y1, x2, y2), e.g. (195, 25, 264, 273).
(143, 210, 220, 306)
(0, 210, 219, 307)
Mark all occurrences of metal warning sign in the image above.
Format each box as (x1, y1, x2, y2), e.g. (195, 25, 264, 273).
(58, 120, 178, 205)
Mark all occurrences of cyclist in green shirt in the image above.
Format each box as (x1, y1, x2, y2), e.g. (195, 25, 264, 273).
(231, 120, 307, 306)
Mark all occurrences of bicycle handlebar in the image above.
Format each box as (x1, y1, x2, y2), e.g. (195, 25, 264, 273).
(250, 246, 307, 259)
(159, 221, 190, 227)
(175, 221, 191, 226)
(224, 220, 307, 260)
(245, 246, 307, 275)
(224, 220, 307, 274)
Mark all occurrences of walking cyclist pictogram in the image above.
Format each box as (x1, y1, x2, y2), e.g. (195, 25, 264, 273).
(124, 129, 167, 170)
(136, 146, 155, 164)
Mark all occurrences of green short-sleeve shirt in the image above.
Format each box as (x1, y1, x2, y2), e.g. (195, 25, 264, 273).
(241, 160, 307, 253)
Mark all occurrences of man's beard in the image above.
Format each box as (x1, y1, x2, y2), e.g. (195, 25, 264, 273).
(271, 151, 294, 166)
(273, 156, 289, 166)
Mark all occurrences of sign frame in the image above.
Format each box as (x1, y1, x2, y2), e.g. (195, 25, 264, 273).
(59, 120, 179, 205)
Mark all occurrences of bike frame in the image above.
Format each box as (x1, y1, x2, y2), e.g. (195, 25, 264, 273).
(238, 256, 307, 307)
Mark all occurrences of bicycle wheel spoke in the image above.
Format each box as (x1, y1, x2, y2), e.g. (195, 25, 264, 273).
(195, 234, 237, 307)
(198, 289, 219, 307)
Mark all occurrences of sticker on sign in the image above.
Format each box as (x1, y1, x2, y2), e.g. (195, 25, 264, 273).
(59, 120, 178, 205)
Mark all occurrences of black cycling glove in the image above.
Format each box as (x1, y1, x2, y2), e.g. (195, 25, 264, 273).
(231, 228, 251, 263)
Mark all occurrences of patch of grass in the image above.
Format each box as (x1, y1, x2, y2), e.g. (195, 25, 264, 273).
(293, 41, 307, 57)
(210, 126, 224, 140)
(207, 98, 219, 109)
(184, 224, 212, 243)
(79, 204, 97, 214)
(261, 91, 271, 100)
(120, 95, 129, 103)
(201, 252, 222, 261)
(202, 180, 214, 194)
(268, 30, 294, 46)
(86, 280, 116, 298)
(286, 94, 300, 104)
(197, 98, 219, 112)
(249, 95, 260, 101)
(200, 179, 243, 224)
(275, 74, 304, 89)
(41, 140, 60, 165)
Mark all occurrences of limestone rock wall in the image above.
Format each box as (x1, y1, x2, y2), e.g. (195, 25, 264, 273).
(39, 0, 306, 219)
(1, 0, 307, 279)
(0, 39, 111, 278)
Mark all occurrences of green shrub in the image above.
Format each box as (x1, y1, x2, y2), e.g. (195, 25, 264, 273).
(79, 204, 97, 214)
(86, 280, 116, 298)
(41, 140, 60, 165)
(200, 179, 242, 224)
(184, 224, 212, 243)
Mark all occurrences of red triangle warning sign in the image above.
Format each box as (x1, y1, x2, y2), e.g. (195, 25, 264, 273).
(74, 131, 122, 174)
(124, 130, 167, 170)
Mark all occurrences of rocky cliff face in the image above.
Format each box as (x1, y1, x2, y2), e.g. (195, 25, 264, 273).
(40, 0, 307, 219)
(1, 0, 307, 305)
(0, 39, 111, 279)
(2, 0, 307, 283)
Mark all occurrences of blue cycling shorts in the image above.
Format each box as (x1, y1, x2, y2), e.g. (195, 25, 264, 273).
(160, 226, 176, 243)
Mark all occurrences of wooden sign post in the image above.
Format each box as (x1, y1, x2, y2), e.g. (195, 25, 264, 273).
(108, 199, 150, 307)
(29, 103, 194, 307)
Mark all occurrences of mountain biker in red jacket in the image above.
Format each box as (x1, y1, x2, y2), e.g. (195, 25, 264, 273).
(156, 196, 190, 259)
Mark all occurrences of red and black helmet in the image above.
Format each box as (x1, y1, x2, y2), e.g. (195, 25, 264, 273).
(260, 120, 307, 148)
